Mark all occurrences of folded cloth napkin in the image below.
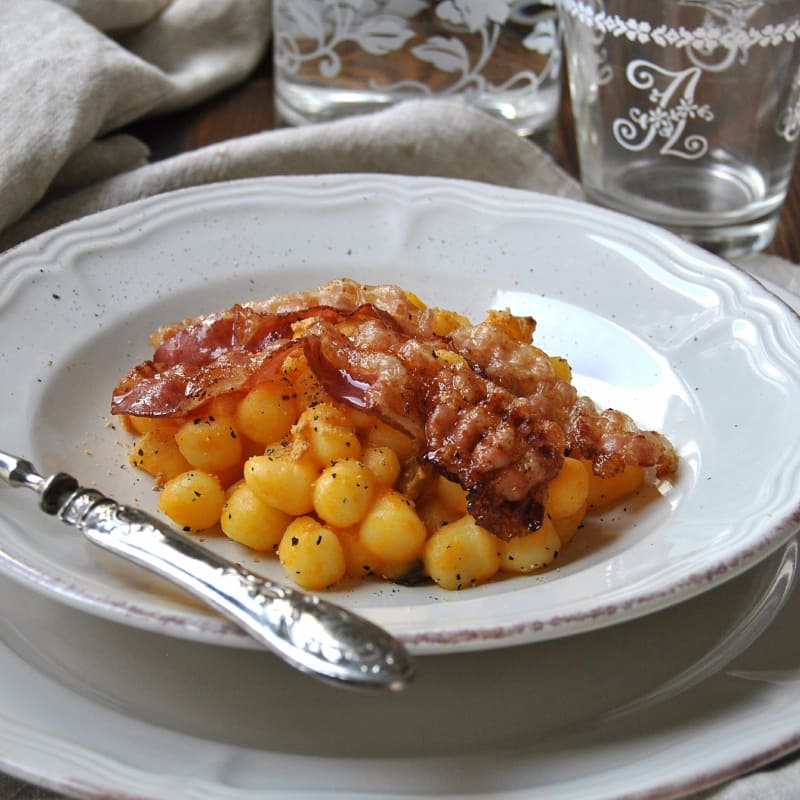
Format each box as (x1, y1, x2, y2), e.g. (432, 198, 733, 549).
(1, 2, 799, 800)
(0, 0, 271, 241)
(0, 98, 585, 250)
(0, 0, 581, 251)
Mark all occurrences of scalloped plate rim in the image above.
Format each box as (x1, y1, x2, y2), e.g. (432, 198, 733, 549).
(0, 173, 799, 653)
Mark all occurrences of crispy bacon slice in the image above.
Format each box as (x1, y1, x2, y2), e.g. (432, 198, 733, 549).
(303, 322, 565, 537)
(111, 278, 678, 539)
(248, 278, 430, 336)
(303, 324, 427, 442)
(447, 309, 677, 479)
(111, 301, 395, 418)
(567, 398, 678, 479)
(111, 342, 299, 417)
(422, 361, 565, 539)
(152, 305, 293, 367)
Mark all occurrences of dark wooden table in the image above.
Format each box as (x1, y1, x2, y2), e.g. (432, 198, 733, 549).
(130, 58, 800, 266)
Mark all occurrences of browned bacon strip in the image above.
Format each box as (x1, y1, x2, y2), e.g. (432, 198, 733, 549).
(304, 324, 564, 537)
(111, 341, 299, 417)
(422, 361, 565, 539)
(303, 324, 426, 442)
(153, 305, 348, 367)
(448, 311, 677, 480)
(567, 399, 678, 479)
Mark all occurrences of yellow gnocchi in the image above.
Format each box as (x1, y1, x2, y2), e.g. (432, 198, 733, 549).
(424, 517, 501, 590)
(295, 402, 362, 465)
(119, 282, 671, 593)
(313, 458, 375, 528)
(221, 483, 291, 552)
(278, 517, 347, 590)
(235, 381, 297, 445)
(244, 446, 318, 516)
(175, 414, 242, 473)
(497, 515, 561, 574)
(358, 490, 428, 566)
(587, 464, 645, 510)
(128, 428, 191, 484)
(546, 457, 590, 519)
(158, 470, 226, 532)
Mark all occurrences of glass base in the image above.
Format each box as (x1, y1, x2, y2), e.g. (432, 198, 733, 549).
(583, 157, 786, 258)
(657, 215, 779, 260)
(587, 186, 781, 259)
(274, 79, 558, 137)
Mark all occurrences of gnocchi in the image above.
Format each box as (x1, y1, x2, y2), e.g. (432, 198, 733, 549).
(313, 458, 375, 528)
(424, 517, 501, 590)
(116, 280, 676, 592)
(277, 517, 347, 590)
(158, 470, 226, 532)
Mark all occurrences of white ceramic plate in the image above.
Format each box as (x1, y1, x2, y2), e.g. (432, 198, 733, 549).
(1, 174, 799, 653)
(0, 536, 798, 799)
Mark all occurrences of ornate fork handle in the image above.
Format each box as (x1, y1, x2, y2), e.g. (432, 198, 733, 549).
(6, 460, 414, 691)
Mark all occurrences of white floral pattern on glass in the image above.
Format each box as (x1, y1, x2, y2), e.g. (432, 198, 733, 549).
(559, 0, 800, 57)
(437, 0, 511, 31)
(559, 0, 800, 69)
(562, 0, 800, 156)
(274, 0, 561, 101)
(612, 61, 714, 159)
(777, 66, 800, 142)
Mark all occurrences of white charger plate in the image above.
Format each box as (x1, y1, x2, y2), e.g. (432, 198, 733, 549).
(1, 173, 799, 652)
(0, 535, 798, 799)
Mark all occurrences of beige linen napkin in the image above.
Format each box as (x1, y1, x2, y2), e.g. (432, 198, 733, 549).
(0, 0, 270, 241)
(1, 2, 799, 800)
(0, 98, 584, 251)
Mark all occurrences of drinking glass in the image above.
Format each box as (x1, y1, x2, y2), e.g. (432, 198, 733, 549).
(273, 0, 563, 136)
(558, 0, 800, 257)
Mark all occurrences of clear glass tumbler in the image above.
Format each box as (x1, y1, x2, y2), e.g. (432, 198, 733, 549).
(558, 0, 800, 257)
(273, 0, 562, 136)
